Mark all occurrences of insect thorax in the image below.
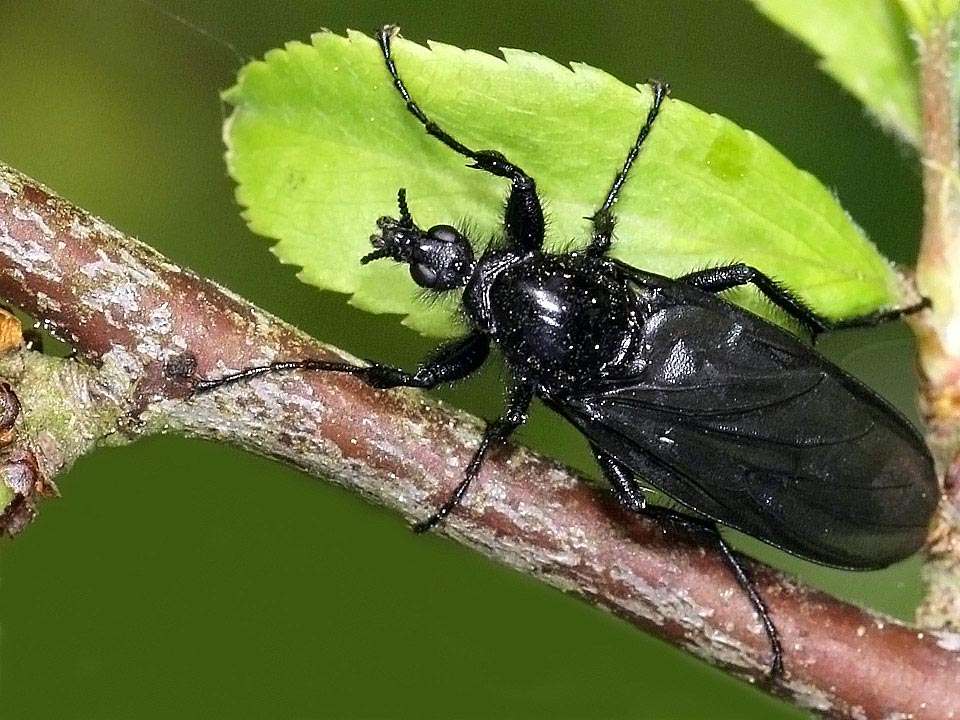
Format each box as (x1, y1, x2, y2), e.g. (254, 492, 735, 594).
(464, 252, 641, 389)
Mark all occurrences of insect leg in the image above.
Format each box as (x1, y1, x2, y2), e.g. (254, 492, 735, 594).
(414, 383, 533, 533)
(824, 297, 930, 331)
(592, 446, 647, 513)
(712, 532, 784, 678)
(643, 506, 785, 679)
(680, 263, 827, 336)
(586, 81, 669, 257)
(680, 263, 929, 339)
(360, 333, 490, 389)
(193, 332, 489, 394)
(591, 448, 783, 676)
(377, 25, 545, 252)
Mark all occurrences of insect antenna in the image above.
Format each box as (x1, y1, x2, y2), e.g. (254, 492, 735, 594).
(397, 188, 414, 228)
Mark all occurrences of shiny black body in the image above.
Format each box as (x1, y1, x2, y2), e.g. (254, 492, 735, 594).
(461, 249, 936, 569)
(197, 26, 938, 676)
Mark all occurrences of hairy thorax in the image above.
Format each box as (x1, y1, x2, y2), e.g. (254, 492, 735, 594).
(464, 252, 641, 391)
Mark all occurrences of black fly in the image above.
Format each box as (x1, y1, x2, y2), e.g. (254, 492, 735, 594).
(197, 26, 939, 678)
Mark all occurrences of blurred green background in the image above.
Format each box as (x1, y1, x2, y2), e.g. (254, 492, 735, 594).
(0, 1, 925, 718)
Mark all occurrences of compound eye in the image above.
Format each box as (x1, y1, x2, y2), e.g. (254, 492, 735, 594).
(410, 262, 438, 288)
(427, 225, 461, 244)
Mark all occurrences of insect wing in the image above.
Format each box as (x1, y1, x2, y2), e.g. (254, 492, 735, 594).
(553, 273, 938, 569)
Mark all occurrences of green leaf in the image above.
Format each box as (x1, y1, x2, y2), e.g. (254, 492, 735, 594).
(896, 0, 960, 35)
(224, 30, 902, 338)
(748, 0, 920, 145)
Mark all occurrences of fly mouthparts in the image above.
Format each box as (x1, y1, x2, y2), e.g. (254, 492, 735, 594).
(364, 215, 420, 265)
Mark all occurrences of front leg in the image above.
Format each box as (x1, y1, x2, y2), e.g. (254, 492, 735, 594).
(376, 28, 544, 254)
(470, 151, 545, 254)
(193, 332, 489, 394)
(361, 333, 490, 389)
(501, 171, 545, 253)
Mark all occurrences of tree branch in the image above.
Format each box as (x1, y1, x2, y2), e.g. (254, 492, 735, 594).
(1, 162, 958, 717)
(910, 13, 960, 632)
